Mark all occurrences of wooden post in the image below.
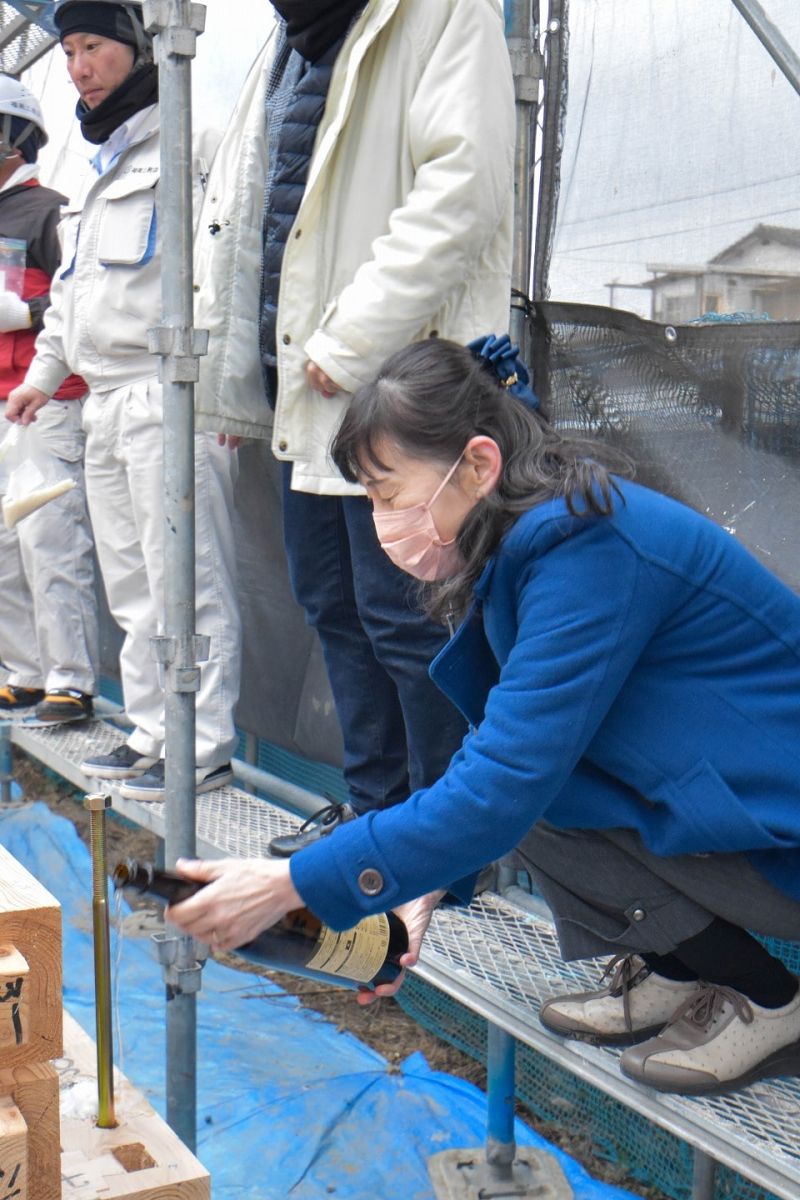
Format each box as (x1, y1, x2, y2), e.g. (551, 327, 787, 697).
(0, 947, 29, 1052)
(0, 845, 208, 1198)
(0, 1096, 27, 1200)
(0, 1063, 59, 1200)
(0, 846, 61, 1069)
(59, 1013, 210, 1199)
(0, 844, 62, 1200)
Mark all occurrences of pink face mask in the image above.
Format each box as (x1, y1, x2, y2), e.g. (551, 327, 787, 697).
(372, 456, 464, 581)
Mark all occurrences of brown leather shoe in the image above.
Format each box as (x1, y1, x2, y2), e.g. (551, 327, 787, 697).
(540, 955, 696, 1046)
(620, 980, 800, 1095)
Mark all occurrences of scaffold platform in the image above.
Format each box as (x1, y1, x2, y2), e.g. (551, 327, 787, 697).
(5, 713, 800, 1200)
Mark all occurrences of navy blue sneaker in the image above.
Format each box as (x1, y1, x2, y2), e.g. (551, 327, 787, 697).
(119, 761, 234, 802)
(81, 743, 158, 779)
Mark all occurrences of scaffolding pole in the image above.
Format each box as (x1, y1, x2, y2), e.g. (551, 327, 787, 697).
(730, 0, 800, 99)
(143, 0, 208, 1153)
(504, 0, 542, 362)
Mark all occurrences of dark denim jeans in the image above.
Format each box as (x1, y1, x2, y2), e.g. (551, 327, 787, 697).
(281, 465, 467, 814)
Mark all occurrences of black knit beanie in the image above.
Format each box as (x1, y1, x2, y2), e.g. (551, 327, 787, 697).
(56, 2, 143, 49)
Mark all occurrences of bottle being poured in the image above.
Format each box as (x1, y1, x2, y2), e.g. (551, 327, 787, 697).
(112, 858, 408, 991)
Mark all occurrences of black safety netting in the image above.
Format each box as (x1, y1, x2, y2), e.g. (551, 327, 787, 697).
(532, 0, 800, 585)
(532, 301, 800, 590)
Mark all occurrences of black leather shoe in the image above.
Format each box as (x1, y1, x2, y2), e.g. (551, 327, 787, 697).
(269, 801, 354, 857)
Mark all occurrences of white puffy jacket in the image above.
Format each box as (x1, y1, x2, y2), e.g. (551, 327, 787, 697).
(195, 0, 516, 495)
(26, 107, 217, 396)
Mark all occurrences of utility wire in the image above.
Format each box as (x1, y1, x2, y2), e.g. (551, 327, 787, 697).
(556, 205, 800, 254)
(559, 169, 800, 227)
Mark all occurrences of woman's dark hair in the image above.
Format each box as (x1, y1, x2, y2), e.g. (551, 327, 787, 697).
(332, 338, 633, 622)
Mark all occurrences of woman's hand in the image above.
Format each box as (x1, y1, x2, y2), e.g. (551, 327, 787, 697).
(166, 857, 303, 952)
(355, 889, 446, 1006)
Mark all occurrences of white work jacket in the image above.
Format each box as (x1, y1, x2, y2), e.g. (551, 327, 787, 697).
(195, 0, 516, 494)
(26, 107, 216, 397)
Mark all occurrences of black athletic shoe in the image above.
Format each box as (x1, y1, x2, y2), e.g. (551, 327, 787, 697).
(35, 689, 94, 724)
(0, 685, 45, 710)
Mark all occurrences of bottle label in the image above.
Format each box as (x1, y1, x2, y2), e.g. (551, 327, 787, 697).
(305, 914, 390, 983)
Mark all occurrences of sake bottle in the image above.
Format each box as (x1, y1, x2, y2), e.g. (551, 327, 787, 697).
(112, 858, 408, 991)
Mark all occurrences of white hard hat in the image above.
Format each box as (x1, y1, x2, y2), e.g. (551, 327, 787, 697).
(0, 75, 47, 144)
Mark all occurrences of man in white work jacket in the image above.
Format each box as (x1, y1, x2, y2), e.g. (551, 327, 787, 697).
(7, 0, 241, 800)
(194, 0, 515, 851)
(0, 74, 98, 724)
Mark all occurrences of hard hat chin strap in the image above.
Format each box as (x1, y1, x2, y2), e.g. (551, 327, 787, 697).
(122, 3, 153, 65)
(0, 114, 35, 166)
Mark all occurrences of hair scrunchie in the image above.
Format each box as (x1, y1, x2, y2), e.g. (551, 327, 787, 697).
(467, 333, 540, 412)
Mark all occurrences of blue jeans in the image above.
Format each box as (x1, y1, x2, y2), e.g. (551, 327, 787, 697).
(281, 466, 467, 814)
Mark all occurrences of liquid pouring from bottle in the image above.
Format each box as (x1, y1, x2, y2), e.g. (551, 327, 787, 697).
(112, 858, 408, 991)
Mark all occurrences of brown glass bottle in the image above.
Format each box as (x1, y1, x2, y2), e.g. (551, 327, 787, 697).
(112, 858, 408, 991)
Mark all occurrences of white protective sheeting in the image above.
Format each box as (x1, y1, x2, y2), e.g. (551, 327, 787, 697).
(548, 0, 800, 318)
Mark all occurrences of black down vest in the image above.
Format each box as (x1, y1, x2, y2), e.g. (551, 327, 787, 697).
(259, 39, 342, 383)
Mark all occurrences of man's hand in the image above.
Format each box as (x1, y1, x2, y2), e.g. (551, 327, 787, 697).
(216, 434, 245, 450)
(306, 361, 340, 398)
(6, 384, 49, 425)
(355, 889, 447, 1006)
(166, 856, 303, 951)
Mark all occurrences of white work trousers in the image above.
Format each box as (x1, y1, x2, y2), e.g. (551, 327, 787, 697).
(82, 379, 241, 769)
(0, 398, 99, 693)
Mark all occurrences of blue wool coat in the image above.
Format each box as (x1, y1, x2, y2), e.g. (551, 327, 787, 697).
(291, 480, 800, 931)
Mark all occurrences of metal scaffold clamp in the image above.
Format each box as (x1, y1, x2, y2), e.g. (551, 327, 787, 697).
(151, 633, 210, 693)
(152, 929, 208, 996)
(506, 37, 542, 104)
(142, 0, 206, 58)
(147, 325, 210, 384)
(505, 0, 543, 103)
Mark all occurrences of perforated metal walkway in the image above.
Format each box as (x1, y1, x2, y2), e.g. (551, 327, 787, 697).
(7, 715, 800, 1200)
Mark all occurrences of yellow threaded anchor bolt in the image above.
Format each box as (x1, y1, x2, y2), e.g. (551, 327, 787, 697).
(84, 792, 117, 1129)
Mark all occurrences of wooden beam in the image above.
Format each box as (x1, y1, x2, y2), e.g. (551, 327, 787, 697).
(0, 1063, 59, 1200)
(0, 947, 29, 1053)
(0, 1096, 27, 1200)
(59, 1013, 209, 1199)
(0, 847, 61, 1068)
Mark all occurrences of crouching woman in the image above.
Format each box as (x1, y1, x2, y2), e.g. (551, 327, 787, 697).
(168, 335, 800, 1097)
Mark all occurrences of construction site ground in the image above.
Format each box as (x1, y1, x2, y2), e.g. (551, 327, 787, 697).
(14, 748, 665, 1200)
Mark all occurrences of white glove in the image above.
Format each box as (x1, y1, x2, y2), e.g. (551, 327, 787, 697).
(0, 291, 32, 333)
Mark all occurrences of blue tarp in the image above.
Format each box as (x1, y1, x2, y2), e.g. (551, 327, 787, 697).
(0, 802, 637, 1199)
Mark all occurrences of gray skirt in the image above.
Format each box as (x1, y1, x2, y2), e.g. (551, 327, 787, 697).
(509, 823, 800, 961)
